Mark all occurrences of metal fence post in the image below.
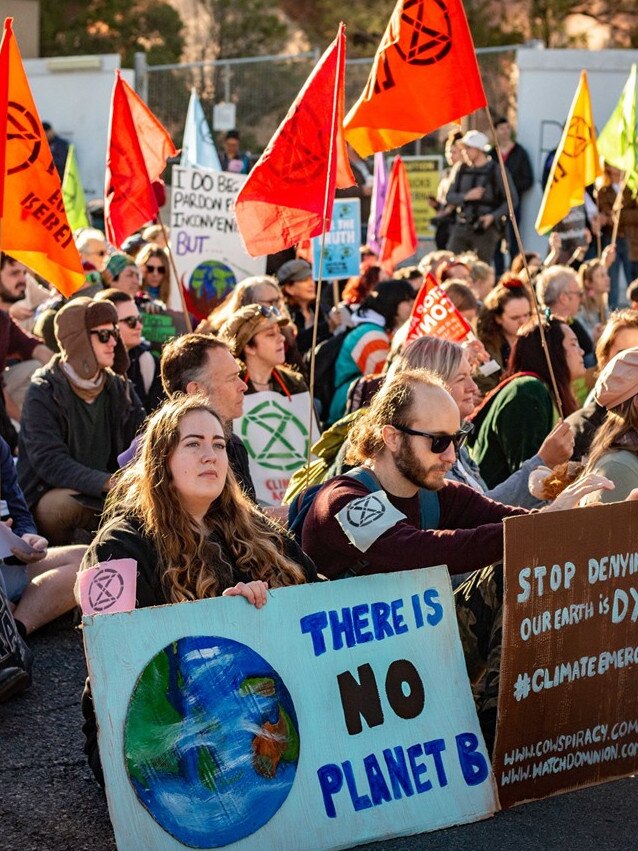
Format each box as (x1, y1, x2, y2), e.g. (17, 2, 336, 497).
(134, 51, 148, 101)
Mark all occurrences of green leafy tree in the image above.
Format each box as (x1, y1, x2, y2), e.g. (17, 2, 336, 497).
(40, 0, 185, 66)
(194, 0, 289, 59)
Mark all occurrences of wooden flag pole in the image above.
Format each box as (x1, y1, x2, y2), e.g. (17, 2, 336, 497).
(156, 208, 192, 333)
(485, 110, 564, 420)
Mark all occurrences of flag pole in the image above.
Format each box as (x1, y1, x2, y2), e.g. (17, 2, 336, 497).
(156, 208, 192, 333)
(304, 29, 344, 487)
(485, 110, 564, 420)
(610, 173, 628, 246)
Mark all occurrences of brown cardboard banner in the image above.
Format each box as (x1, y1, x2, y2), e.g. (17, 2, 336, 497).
(493, 501, 638, 808)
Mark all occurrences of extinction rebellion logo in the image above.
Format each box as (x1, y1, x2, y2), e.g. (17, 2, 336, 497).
(241, 399, 309, 472)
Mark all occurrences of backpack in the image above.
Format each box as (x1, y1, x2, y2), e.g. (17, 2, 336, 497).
(303, 329, 353, 427)
(288, 466, 441, 573)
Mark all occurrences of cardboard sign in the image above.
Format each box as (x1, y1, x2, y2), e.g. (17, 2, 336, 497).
(141, 310, 189, 355)
(83, 567, 498, 851)
(406, 273, 471, 344)
(234, 390, 318, 504)
(493, 502, 638, 808)
(312, 199, 361, 280)
(401, 156, 442, 238)
(170, 166, 265, 319)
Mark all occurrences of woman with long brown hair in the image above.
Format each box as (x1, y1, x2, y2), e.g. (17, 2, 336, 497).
(136, 243, 171, 305)
(476, 278, 532, 392)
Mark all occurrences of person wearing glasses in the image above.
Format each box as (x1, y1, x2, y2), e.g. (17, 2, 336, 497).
(536, 265, 595, 368)
(136, 243, 170, 305)
(95, 289, 164, 413)
(301, 367, 614, 752)
(218, 304, 308, 397)
(17, 298, 146, 545)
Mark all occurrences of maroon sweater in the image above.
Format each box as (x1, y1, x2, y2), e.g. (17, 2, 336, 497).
(0, 310, 39, 374)
(302, 476, 528, 579)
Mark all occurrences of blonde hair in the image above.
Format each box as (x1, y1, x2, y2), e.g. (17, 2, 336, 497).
(102, 395, 306, 602)
(585, 396, 638, 473)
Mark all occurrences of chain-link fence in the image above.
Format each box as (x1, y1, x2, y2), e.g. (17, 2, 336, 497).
(138, 45, 518, 168)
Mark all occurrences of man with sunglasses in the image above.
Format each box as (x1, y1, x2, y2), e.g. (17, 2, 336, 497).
(302, 368, 614, 751)
(17, 298, 146, 545)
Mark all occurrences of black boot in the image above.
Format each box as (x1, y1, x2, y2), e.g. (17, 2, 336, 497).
(0, 583, 33, 703)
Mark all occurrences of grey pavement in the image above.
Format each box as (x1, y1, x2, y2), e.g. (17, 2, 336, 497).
(1, 615, 636, 851)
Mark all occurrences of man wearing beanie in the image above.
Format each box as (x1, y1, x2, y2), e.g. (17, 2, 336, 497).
(17, 298, 146, 545)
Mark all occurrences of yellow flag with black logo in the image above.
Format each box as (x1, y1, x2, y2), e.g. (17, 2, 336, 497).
(535, 70, 602, 235)
(62, 144, 89, 232)
(0, 18, 85, 296)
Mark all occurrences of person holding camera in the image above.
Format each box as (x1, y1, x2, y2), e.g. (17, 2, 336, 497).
(446, 130, 517, 263)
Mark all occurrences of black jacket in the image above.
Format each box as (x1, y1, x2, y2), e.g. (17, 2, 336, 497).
(446, 159, 518, 225)
(17, 357, 146, 509)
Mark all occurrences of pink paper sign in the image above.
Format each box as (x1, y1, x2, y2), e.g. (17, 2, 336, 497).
(79, 559, 137, 616)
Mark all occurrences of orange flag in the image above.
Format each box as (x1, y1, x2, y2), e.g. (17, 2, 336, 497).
(379, 156, 417, 273)
(0, 19, 84, 297)
(344, 0, 487, 157)
(406, 273, 471, 343)
(105, 71, 177, 248)
(235, 23, 355, 257)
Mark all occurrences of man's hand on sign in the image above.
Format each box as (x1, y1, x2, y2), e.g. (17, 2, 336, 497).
(537, 421, 574, 468)
(543, 473, 614, 513)
(222, 580, 269, 608)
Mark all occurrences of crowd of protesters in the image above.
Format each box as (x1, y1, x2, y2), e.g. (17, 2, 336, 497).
(1, 119, 638, 805)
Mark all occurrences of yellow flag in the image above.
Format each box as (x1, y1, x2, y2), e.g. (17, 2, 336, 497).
(535, 71, 602, 235)
(0, 19, 85, 296)
(62, 144, 89, 231)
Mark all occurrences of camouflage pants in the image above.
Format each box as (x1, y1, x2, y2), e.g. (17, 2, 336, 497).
(454, 562, 503, 753)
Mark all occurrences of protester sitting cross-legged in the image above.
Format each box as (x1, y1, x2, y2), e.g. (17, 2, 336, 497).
(301, 368, 614, 751)
(218, 304, 308, 396)
(17, 297, 146, 545)
(469, 316, 584, 488)
(80, 394, 317, 784)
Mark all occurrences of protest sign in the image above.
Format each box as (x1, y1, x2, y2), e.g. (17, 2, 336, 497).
(312, 199, 361, 280)
(401, 157, 442, 239)
(406, 273, 472, 344)
(140, 310, 189, 356)
(493, 502, 638, 808)
(78, 559, 137, 616)
(170, 166, 265, 319)
(83, 566, 498, 851)
(234, 390, 317, 504)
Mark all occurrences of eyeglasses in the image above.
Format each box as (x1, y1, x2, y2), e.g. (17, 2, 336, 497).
(119, 315, 142, 329)
(256, 305, 282, 319)
(146, 264, 165, 274)
(90, 327, 120, 344)
(391, 421, 474, 454)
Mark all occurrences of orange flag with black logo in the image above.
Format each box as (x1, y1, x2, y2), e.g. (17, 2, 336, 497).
(344, 0, 487, 157)
(0, 19, 84, 297)
(234, 23, 355, 257)
(379, 156, 417, 273)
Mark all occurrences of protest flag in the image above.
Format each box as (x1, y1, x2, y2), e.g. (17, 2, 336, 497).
(378, 156, 417, 273)
(181, 88, 222, 171)
(234, 23, 355, 257)
(344, 0, 486, 158)
(597, 64, 637, 191)
(62, 144, 89, 231)
(367, 152, 388, 254)
(535, 71, 602, 235)
(105, 71, 177, 248)
(0, 19, 85, 297)
(406, 272, 471, 344)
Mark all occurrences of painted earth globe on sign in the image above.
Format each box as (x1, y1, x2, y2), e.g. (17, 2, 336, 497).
(124, 635, 300, 848)
(186, 260, 236, 317)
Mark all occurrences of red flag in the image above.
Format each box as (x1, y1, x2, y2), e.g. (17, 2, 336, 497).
(344, 0, 487, 157)
(104, 71, 177, 248)
(379, 156, 417, 274)
(0, 19, 85, 296)
(406, 273, 471, 343)
(234, 23, 355, 257)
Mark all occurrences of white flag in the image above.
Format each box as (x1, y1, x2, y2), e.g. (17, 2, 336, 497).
(181, 88, 222, 171)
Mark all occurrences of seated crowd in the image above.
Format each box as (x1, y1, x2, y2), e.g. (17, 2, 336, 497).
(1, 199, 638, 788)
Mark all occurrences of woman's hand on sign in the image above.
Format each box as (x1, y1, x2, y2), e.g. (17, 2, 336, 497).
(626, 489, 638, 502)
(537, 421, 574, 468)
(462, 338, 489, 368)
(222, 580, 269, 608)
(544, 472, 614, 512)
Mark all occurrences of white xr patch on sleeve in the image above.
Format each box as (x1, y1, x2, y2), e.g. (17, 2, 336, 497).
(335, 489, 407, 553)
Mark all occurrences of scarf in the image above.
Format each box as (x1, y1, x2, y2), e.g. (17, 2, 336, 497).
(61, 361, 106, 404)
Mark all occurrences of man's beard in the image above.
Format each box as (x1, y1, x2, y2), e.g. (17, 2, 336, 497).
(0, 283, 24, 303)
(394, 435, 451, 491)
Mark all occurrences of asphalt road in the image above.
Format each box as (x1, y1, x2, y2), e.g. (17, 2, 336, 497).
(1, 615, 636, 851)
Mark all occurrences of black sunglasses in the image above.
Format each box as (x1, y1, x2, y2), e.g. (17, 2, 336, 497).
(119, 315, 142, 329)
(392, 421, 474, 454)
(90, 327, 120, 343)
(146, 264, 165, 274)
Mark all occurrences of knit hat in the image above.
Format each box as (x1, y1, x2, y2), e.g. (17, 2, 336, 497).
(593, 346, 638, 409)
(103, 252, 136, 283)
(218, 304, 288, 359)
(276, 259, 313, 285)
(54, 297, 129, 377)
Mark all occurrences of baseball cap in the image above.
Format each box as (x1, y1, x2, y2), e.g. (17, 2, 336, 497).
(276, 259, 313, 285)
(460, 130, 490, 151)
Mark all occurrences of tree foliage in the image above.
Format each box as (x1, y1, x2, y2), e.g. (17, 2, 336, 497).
(194, 0, 289, 59)
(40, 0, 185, 66)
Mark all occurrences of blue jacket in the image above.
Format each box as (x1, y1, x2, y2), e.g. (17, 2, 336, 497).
(0, 436, 37, 536)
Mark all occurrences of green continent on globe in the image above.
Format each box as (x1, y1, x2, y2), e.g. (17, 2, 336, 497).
(239, 676, 276, 697)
